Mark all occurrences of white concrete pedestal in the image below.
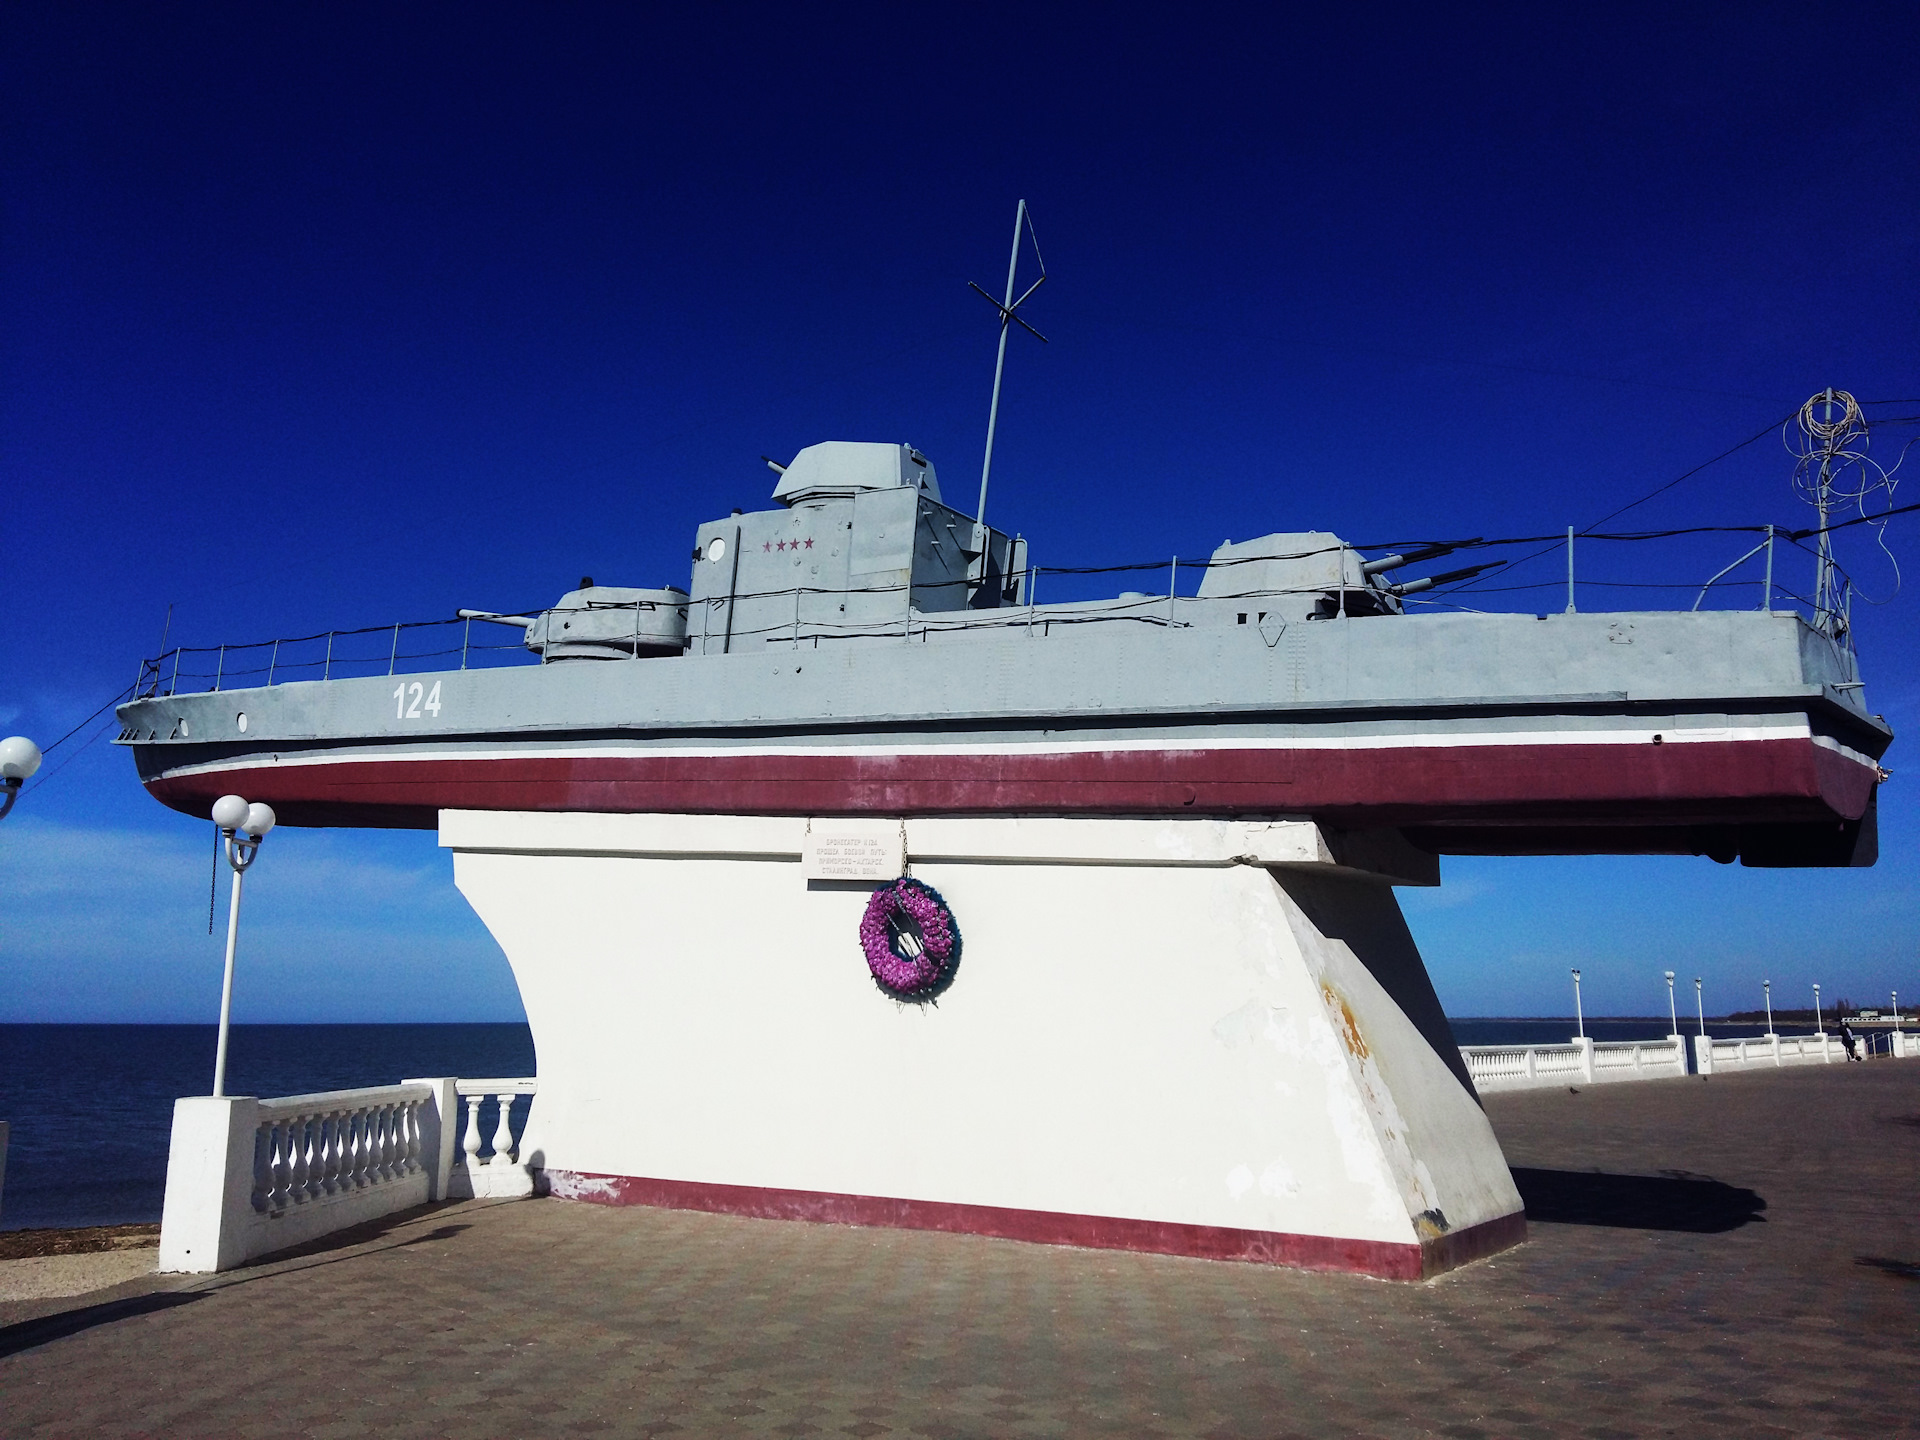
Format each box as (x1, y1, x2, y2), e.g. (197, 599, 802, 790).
(441, 812, 1524, 1279)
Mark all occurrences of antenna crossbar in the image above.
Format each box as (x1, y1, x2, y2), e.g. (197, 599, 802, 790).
(969, 199, 1048, 602)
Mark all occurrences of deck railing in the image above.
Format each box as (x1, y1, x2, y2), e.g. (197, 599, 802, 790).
(133, 616, 540, 700)
(128, 521, 1858, 700)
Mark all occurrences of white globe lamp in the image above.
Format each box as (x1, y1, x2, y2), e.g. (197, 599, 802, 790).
(0, 735, 42, 820)
(0, 736, 42, 781)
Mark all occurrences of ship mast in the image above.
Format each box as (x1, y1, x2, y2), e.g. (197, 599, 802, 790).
(968, 199, 1047, 599)
(1789, 386, 1882, 643)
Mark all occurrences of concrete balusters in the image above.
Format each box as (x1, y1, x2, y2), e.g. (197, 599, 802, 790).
(1459, 1041, 1589, 1092)
(161, 1078, 491, 1273)
(1694, 1033, 1845, 1074)
(447, 1079, 538, 1199)
(1460, 1036, 1689, 1092)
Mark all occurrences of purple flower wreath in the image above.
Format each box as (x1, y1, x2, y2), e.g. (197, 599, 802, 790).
(859, 877, 961, 999)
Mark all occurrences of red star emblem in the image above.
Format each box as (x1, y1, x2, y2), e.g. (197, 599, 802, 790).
(763, 541, 771, 552)
(803, 537, 813, 549)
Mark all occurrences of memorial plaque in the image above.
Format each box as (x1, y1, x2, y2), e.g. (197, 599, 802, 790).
(802, 822, 905, 881)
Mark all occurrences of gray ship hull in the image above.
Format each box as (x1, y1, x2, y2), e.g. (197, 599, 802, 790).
(117, 607, 1887, 866)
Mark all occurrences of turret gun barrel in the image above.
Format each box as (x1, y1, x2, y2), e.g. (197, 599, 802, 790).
(1386, 560, 1503, 596)
(457, 609, 535, 629)
(1360, 541, 1473, 576)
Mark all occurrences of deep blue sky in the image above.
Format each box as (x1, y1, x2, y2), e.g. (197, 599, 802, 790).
(4, 4, 1916, 1023)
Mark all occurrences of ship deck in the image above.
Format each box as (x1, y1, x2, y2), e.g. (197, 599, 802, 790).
(5, 1062, 1915, 1437)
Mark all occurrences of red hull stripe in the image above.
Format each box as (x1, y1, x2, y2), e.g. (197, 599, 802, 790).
(145, 735, 1874, 828)
(543, 1169, 1528, 1280)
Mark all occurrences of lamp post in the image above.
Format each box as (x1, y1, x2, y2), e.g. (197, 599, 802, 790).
(1572, 968, 1584, 1040)
(210, 794, 275, 1098)
(1812, 983, 1823, 1036)
(1763, 979, 1774, 1037)
(1693, 977, 1705, 1037)
(1892, 991, 1900, 1028)
(0, 736, 42, 820)
(1664, 971, 1678, 1037)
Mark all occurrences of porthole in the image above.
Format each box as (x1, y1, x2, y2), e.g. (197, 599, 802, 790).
(707, 537, 728, 563)
(236, 712, 249, 733)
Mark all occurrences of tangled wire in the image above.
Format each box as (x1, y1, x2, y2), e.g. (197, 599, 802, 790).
(1785, 387, 1909, 605)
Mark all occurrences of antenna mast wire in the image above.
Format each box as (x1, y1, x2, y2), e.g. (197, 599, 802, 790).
(970, 200, 1047, 582)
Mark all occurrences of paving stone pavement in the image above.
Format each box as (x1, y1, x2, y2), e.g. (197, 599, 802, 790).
(1, 1061, 1915, 1438)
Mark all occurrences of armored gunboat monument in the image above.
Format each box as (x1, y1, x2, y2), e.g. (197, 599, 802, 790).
(112, 214, 1892, 1278)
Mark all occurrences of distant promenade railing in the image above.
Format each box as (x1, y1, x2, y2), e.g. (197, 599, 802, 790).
(1462, 1037, 1687, 1092)
(1465, 1029, 1916, 1091)
(1694, 1033, 1840, 1073)
(160, 1075, 537, 1274)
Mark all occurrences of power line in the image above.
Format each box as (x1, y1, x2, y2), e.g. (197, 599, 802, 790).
(36, 684, 135, 755)
(1451, 409, 1799, 595)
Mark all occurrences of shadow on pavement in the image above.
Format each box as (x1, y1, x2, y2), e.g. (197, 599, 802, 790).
(0, 1290, 201, 1360)
(1856, 1255, 1920, 1280)
(258, 1216, 472, 1268)
(1511, 1167, 1766, 1233)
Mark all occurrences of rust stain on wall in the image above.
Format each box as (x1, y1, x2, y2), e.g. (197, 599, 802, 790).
(1322, 983, 1370, 1060)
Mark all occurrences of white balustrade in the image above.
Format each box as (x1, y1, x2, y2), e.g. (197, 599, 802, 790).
(1590, 1037, 1687, 1082)
(251, 1087, 429, 1214)
(1694, 1032, 1844, 1074)
(1463, 1035, 1687, 1091)
(448, 1078, 538, 1199)
(1460, 1039, 1591, 1092)
(160, 1074, 538, 1274)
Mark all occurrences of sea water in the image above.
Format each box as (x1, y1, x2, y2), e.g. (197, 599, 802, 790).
(0, 1024, 535, 1231)
(0, 1018, 1817, 1231)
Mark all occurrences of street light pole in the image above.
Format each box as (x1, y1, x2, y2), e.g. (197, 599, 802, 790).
(1813, 983, 1823, 1036)
(1763, 979, 1774, 1037)
(1693, 977, 1705, 1037)
(210, 794, 275, 1098)
(0, 736, 42, 820)
(1572, 969, 1584, 1040)
(1665, 970, 1678, 1037)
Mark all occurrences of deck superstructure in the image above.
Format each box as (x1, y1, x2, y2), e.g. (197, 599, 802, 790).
(114, 439, 1888, 867)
